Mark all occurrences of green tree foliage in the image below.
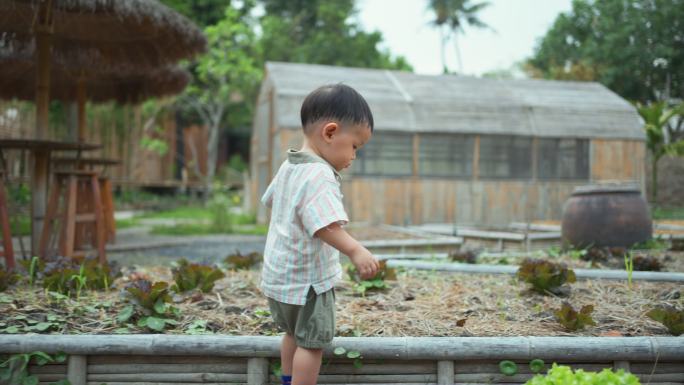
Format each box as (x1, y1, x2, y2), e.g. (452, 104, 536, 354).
(636, 101, 684, 202)
(527, 0, 684, 102)
(258, 0, 412, 70)
(427, 0, 491, 73)
(159, 0, 229, 27)
(180, 3, 261, 188)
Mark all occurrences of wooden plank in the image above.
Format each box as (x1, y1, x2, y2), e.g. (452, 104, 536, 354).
(630, 362, 684, 374)
(87, 373, 247, 382)
(88, 363, 247, 373)
(28, 365, 67, 374)
(86, 383, 246, 385)
(287, 374, 437, 383)
(88, 356, 246, 365)
(320, 362, 436, 375)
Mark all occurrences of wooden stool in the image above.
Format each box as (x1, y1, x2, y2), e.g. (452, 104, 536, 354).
(0, 174, 15, 270)
(39, 170, 106, 263)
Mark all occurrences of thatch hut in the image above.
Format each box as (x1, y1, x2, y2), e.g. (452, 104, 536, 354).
(250, 62, 646, 226)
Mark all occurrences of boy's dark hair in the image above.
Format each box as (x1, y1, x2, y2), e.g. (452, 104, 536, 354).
(300, 83, 374, 132)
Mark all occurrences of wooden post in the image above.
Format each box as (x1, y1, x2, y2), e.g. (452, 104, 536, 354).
(613, 360, 630, 372)
(30, 149, 50, 257)
(67, 355, 87, 385)
(0, 178, 15, 270)
(77, 77, 87, 142)
(35, 1, 53, 139)
(472, 135, 480, 180)
(437, 360, 454, 385)
(247, 357, 269, 385)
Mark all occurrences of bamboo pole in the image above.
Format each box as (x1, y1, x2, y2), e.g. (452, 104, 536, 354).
(385, 260, 684, 282)
(1, 335, 682, 361)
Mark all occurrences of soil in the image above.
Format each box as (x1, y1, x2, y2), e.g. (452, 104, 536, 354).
(2, 254, 681, 338)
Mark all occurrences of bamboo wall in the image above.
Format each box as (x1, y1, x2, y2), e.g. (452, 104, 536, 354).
(0, 100, 209, 188)
(253, 126, 647, 226)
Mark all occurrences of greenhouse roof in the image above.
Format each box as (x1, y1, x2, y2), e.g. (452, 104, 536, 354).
(264, 62, 644, 140)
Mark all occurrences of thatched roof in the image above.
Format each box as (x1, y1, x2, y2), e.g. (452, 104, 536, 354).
(0, 0, 207, 73)
(263, 62, 645, 140)
(0, 59, 190, 103)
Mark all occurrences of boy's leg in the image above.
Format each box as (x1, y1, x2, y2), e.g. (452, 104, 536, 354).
(291, 347, 323, 385)
(281, 333, 297, 377)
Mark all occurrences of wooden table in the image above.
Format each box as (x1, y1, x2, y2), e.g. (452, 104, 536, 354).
(0, 139, 101, 257)
(52, 157, 121, 169)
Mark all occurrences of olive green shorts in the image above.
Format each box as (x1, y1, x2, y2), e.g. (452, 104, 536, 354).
(267, 287, 336, 349)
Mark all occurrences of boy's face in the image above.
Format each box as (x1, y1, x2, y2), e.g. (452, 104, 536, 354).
(320, 122, 372, 172)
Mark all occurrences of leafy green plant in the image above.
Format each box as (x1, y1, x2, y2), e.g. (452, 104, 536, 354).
(208, 191, 234, 232)
(516, 259, 576, 295)
(0, 350, 67, 385)
(624, 252, 634, 289)
(0, 267, 19, 292)
(632, 254, 662, 271)
(347, 260, 397, 296)
(120, 279, 179, 332)
(333, 346, 364, 369)
(42, 256, 120, 296)
(646, 305, 684, 336)
(171, 258, 225, 293)
(529, 359, 545, 374)
(448, 250, 477, 263)
(498, 360, 518, 376)
(524, 363, 641, 385)
(554, 302, 596, 331)
(224, 251, 262, 270)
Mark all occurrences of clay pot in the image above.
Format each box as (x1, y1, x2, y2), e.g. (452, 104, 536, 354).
(561, 185, 652, 248)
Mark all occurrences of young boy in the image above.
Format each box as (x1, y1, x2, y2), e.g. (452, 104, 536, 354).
(260, 84, 379, 385)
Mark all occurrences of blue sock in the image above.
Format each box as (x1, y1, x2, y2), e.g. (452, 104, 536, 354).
(281, 375, 292, 385)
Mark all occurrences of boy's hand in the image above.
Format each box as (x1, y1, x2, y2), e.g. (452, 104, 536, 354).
(349, 249, 379, 280)
(314, 223, 379, 279)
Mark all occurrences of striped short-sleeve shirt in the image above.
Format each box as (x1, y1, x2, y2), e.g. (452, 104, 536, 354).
(259, 149, 349, 305)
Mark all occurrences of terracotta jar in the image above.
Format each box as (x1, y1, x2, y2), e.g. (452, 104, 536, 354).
(561, 184, 652, 248)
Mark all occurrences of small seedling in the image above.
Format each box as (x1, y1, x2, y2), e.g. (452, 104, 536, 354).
(499, 360, 518, 376)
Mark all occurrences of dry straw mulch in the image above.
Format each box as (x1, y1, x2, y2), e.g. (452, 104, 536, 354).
(1, 260, 681, 337)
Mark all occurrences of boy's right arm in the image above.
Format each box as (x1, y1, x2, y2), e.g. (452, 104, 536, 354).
(315, 223, 379, 279)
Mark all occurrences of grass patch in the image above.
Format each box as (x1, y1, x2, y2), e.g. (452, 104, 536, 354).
(653, 206, 684, 220)
(150, 223, 267, 236)
(138, 206, 213, 221)
(115, 218, 140, 229)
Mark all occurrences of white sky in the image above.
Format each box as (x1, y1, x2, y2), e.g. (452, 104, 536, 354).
(357, 0, 573, 76)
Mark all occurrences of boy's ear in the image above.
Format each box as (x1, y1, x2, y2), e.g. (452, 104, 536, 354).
(321, 122, 339, 143)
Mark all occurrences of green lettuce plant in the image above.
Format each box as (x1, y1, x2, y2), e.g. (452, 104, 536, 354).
(516, 259, 576, 295)
(119, 279, 179, 332)
(171, 258, 225, 293)
(524, 363, 641, 385)
(554, 302, 596, 331)
(647, 305, 684, 336)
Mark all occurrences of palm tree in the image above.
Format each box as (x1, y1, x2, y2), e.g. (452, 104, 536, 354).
(427, 0, 491, 74)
